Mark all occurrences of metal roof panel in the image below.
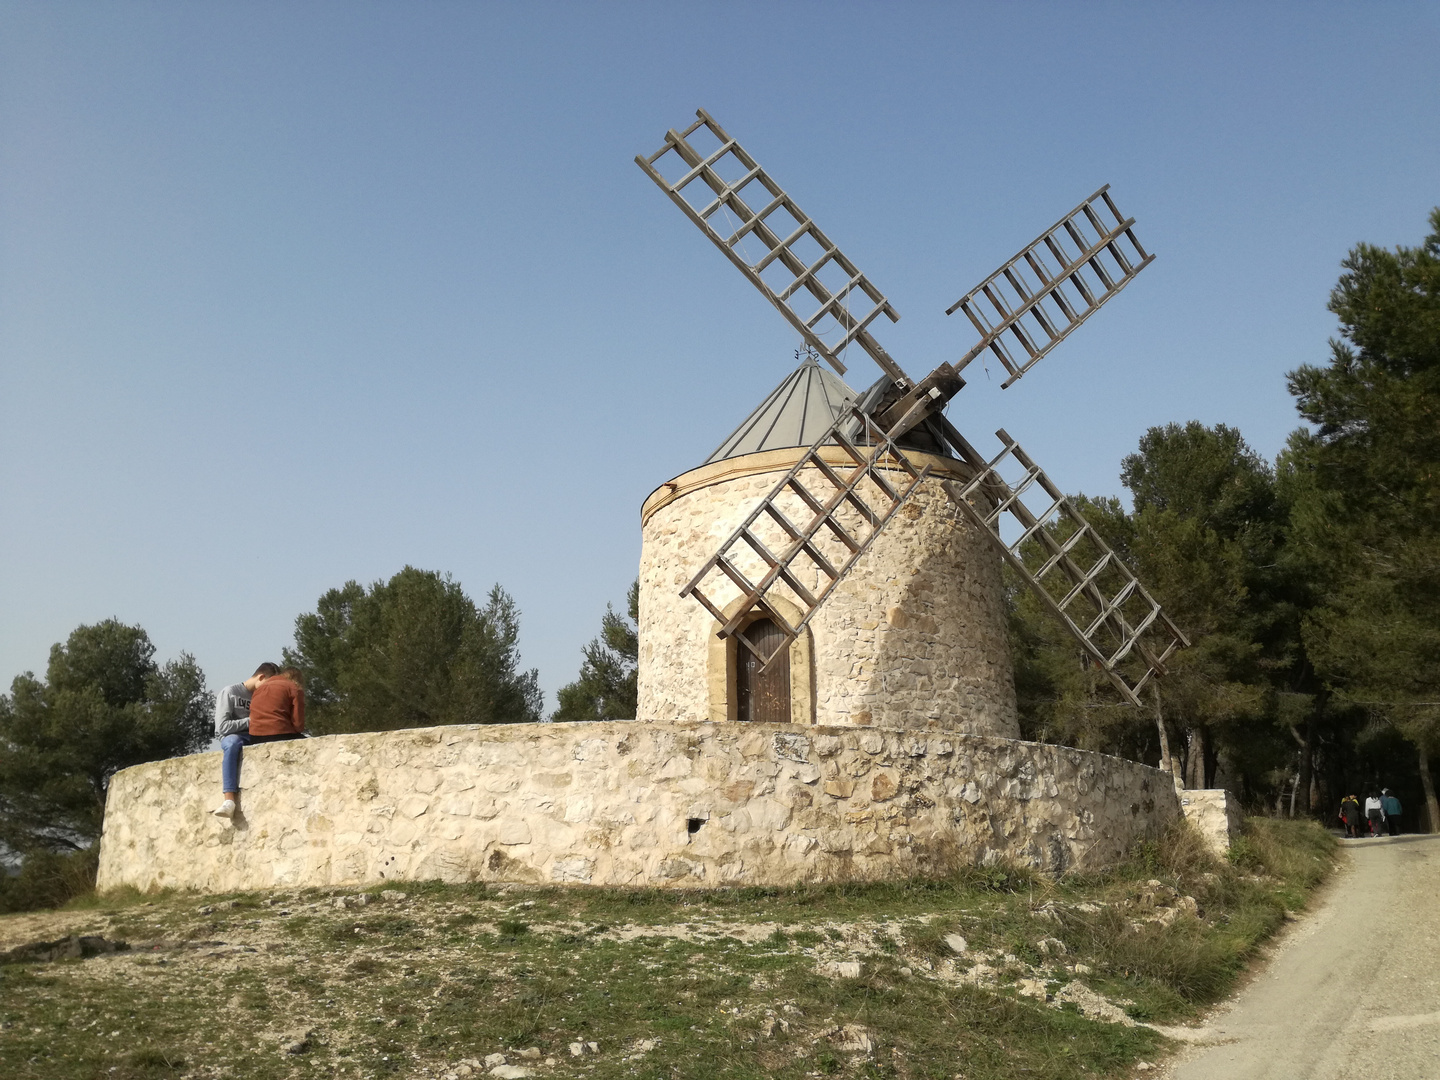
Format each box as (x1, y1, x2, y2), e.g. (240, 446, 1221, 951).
(705, 357, 858, 464)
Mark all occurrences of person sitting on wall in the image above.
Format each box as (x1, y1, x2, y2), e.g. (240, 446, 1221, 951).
(212, 664, 307, 818)
(211, 662, 278, 817)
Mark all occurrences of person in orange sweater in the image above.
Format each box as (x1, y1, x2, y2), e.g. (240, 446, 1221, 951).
(212, 667, 307, 817)
(248, 667, 306, 737)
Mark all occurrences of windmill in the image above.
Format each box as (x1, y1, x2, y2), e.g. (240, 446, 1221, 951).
(636, 110, 1187, 708)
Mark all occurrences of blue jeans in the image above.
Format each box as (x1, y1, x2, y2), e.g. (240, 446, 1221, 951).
(221, 733, 303, 792)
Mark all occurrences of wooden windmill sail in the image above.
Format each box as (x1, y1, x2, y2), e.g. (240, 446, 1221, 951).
(636, 109, 1187, 707)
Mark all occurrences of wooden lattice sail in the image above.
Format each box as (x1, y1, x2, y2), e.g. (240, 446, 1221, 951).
(639, 109, 1183, 697)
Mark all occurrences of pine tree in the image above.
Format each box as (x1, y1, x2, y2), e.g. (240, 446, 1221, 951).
(284, 567, 543, 733)
(0, 620, 210, 853)
(1285, 208, 1440, 828)
(1008, 423, 1303, 799)
(551, 582, 639, 722)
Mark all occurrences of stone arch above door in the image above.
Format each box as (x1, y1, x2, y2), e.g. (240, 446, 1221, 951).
(706, 594, 814, 725)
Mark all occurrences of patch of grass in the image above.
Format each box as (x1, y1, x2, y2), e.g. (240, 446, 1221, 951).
(1229, 818, 1335, 898)
(0, 816, 1338, 1080)
(396, 880, 490, 904)
(544, 862, 1043, 930)
(365, 914, 419, 936)
(121, 1047, 187, 1074)
(66, 883, 169, 912)
(1046, 818, 1337, 1021)
(906, 920, 960, 960)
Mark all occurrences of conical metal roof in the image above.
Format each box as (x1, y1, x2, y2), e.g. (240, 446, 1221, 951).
(705, 358, 858, 464)
(704, 357, 958, 465)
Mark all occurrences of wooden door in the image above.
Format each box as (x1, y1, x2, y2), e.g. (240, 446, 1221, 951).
(736, 618, 791, 724)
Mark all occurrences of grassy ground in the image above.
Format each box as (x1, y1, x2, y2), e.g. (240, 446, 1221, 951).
(0, 818, 1334, 1080)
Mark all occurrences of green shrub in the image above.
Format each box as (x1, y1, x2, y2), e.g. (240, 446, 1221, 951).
(0, 847, 98, 913)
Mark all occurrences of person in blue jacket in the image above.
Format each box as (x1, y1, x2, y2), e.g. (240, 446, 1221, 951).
(1381, 788, 1403, 835)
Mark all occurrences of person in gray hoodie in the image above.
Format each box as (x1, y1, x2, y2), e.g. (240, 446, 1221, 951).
(212, 662, 280, 818)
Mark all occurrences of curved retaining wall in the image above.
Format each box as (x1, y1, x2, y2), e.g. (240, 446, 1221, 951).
(97, 721, 1180, 894)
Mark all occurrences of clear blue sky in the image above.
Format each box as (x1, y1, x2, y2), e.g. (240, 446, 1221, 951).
(2, 2, 1437, 708)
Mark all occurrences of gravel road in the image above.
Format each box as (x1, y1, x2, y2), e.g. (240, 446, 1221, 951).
(1156, 833, 1440, 1080)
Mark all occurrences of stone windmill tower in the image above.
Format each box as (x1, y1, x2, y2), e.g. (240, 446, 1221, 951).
(638, 354, 1018, 735)
(633, 111, 1187, 736)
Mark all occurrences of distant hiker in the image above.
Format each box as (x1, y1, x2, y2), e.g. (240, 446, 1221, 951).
(1338, 794, 1363, 838)
(1382, 788, 1403, 836)
(212, 663, 305, 818)
(1364, 791, 1385, 837)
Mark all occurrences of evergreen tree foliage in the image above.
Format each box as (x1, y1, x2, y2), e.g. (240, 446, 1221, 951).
(551, 582, 639, 722)
(1284, 208, 1440, 823)
(284, 567, 543, 734)
(1009, 423, 1306, 798)
(1007, 209, 1440, 822)
(0, 620, 211, 853)
(1122, 423, 1295, 791)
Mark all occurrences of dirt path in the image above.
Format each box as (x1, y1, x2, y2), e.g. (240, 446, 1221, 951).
(1156, 833, 1440, 1080)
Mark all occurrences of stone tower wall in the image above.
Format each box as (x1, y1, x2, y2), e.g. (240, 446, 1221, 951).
(637, 447, 1018, 737)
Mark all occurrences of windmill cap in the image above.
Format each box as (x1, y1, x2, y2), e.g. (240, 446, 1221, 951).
(704, 356, 859, 464)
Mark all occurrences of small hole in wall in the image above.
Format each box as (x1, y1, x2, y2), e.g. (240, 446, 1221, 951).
(687, 818, 705, 835)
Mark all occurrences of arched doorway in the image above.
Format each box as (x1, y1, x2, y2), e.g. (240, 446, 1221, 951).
(736, 618, 791, 724)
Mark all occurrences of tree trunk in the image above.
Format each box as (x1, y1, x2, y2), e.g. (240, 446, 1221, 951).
(1152, 684, 1182, 790)
(1298, 713, 1316, 816)
(1420, 742, 1440, 834)
(1152, 685, 1171, 774)
(1186, 725, 1210, 790)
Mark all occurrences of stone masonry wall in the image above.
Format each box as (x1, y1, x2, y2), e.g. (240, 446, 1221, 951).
(97, 721, 1179, 894)
(638, 448, 1018, 737)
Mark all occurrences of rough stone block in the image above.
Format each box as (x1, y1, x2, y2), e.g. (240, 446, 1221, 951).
(1181, 789, 1243, 854)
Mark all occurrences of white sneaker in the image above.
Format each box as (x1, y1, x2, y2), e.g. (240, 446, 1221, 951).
(211, 800, 236, 818)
